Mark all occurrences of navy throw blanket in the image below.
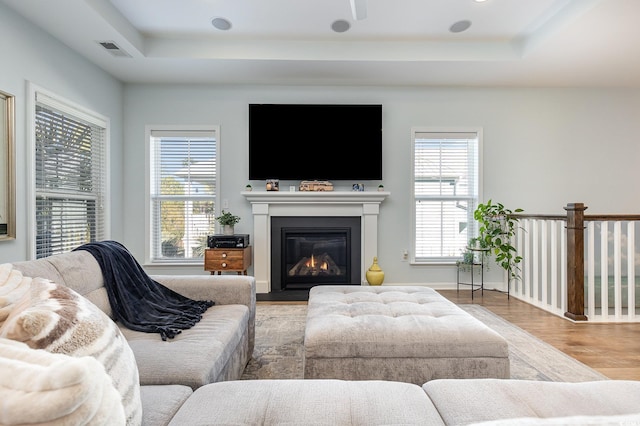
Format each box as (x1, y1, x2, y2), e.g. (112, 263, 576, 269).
(74, 240, 214, 341)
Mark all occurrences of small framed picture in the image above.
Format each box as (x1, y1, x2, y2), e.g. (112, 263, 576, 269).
(266, 179, 279, 191)
(352, 183, 364, 192)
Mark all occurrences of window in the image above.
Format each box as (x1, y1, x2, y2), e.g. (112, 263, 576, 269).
(412, 129, 480, 263)
(148, 127, 218, 262)
(33, 90, 109, 259)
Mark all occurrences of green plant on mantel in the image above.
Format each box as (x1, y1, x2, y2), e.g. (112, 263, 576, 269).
(473, 200, 524, 281)
(215, 210, 241, 226)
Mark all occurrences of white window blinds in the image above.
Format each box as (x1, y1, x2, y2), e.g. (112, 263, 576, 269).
(149, 128, 217, 262)
(412, 130, 480, 262)
(34, 92, 108, 258)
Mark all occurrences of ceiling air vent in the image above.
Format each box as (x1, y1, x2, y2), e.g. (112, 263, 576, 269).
(97, 41, 132, 58)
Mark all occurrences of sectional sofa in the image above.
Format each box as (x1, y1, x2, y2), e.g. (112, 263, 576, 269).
(5, 249, 256, 424)
(2, 249, 640, 425)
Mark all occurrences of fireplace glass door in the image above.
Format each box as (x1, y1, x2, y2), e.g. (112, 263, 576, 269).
(271, 216, 361, 292)
(282, 229, 350, 289)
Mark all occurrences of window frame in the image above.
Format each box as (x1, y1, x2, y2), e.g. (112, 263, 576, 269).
(27, 83, 110, 260)
(410, 127, 482, 265)
(145, 124, 220, 265)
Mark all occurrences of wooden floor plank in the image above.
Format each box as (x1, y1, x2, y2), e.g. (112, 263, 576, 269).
(438, 289, 640, 381)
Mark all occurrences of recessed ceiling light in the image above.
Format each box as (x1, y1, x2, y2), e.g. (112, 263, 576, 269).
(211, 17, 232, 31)
(331, 20, 351, 33)
(450, 20, 472, 33)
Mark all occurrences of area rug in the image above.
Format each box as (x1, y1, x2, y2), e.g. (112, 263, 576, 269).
(241, 303, 608, 382)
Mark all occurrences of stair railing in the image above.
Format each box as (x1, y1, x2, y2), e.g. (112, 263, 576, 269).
(511, 203, 640, 322)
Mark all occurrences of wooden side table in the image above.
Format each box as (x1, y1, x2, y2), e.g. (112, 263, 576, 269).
(204, 246, 252, 275)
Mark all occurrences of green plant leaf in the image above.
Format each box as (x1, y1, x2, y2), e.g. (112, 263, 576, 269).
(474, 200, 524, 279)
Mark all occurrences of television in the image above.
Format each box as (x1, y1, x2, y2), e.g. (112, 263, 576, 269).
(248, 104, 382, 181)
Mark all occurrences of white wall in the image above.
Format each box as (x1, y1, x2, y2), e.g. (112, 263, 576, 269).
(3, 1, 640, 288)
(123, 84, 640, 287)
(0, 3, 124, 263)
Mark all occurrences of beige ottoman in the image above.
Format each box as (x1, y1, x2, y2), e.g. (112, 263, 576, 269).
(303, 286, 509, 384)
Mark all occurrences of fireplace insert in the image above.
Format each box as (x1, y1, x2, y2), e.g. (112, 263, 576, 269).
(271, 216, 361, 291)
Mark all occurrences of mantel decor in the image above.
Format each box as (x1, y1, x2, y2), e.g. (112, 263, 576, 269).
(298, 180, 334, 192)
(266, 179, 279, 191)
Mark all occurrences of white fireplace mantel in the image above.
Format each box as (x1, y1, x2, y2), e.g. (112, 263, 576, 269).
(242, 191, 390, 293)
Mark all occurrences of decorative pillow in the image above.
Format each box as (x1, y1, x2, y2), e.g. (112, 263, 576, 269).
(0, 263, 32, 323)
(0, 275, 142, 426)
(0, 337, 125, 425)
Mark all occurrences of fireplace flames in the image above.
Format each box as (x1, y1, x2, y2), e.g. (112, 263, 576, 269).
(307, 254, 328, 271)
(288, 252, 342, 276)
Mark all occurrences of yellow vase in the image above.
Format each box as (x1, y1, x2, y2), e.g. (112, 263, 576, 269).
(365, 257, 385, 286)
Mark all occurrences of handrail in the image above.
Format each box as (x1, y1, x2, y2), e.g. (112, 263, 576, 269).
(585, 214, 640, 221)
(511, 213, 566, 221)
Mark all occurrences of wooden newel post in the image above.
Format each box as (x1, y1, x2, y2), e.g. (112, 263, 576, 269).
(564, 203, 588, 321)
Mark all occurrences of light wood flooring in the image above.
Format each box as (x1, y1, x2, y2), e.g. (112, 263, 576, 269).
(259, 288, 640, 380)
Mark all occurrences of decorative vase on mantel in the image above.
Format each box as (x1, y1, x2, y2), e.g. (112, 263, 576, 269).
(223, 225, 234, 235)
(365, 256, 385, 286)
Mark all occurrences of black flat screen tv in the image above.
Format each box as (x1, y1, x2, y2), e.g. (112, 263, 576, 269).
(248, 104, 382, 181)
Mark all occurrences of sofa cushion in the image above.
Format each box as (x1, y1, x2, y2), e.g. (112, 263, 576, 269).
(140, 385, 193, 426)
(0, 337, 125, 425)
(120, 303, 250, 389)
(168, 379, 445, 425)
(0, 275, 142, 426)
(469, 413, 640, 425)
(423, 378, 640, 425)
(74, 240, 215, 341)
(12, 251, 113, 316)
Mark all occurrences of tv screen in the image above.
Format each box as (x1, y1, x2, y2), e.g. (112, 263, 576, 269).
(249, 104, 382, 181)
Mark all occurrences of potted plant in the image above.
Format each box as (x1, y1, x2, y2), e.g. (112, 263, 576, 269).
(473, 200, 524, 281)
(457, 249, 476, 267)
(215, 210, 241, 235)
(457, 237, 488, 271)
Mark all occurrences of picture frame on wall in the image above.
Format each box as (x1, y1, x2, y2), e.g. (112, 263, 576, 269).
(0, 90, 15, 240)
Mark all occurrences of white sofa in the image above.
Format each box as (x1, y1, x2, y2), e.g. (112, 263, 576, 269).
(9, 250, 255, 424)
(164, 378, 640, 425)
(4, 251, 640, 425)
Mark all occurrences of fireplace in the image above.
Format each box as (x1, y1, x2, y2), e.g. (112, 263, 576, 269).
(242, 190, 389, 294)
(271, 217, 361, 291)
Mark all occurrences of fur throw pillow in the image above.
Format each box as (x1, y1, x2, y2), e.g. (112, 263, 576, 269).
(0, 272, 142, 426)
(0, 263, 32, 323)
(0, 337, 125, 425)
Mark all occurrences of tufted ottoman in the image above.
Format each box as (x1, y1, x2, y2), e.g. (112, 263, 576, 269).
(303, 286, 509, 384)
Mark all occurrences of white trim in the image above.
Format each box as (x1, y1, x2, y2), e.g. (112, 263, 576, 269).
(410, 126, 483, 264)
(26, 82, 111, 259)
(34, 91, 107, 128)
(144, 124, 220, 264)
